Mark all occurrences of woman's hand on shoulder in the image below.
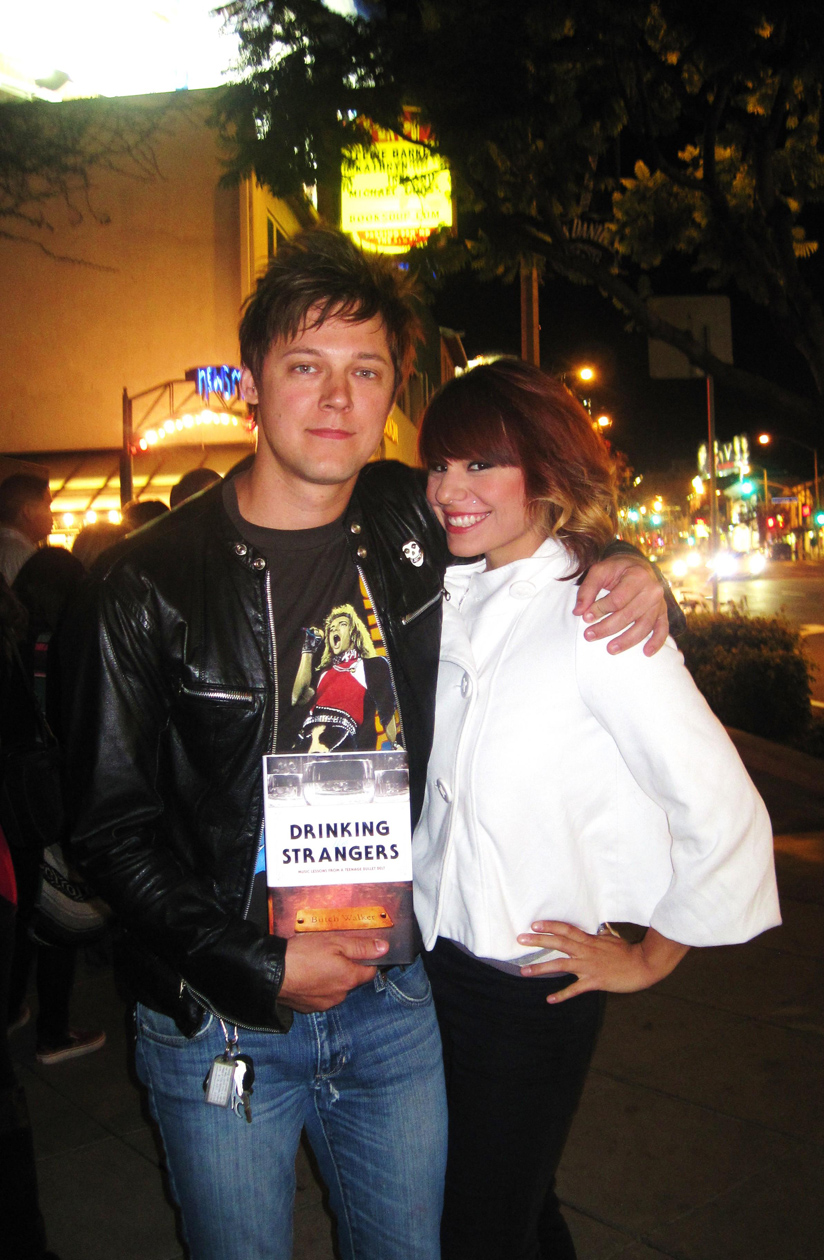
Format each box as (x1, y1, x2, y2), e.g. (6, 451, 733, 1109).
(517, 923, 689, 1004)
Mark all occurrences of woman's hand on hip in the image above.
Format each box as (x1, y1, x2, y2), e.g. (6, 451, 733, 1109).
(517, 923, 689, 1003)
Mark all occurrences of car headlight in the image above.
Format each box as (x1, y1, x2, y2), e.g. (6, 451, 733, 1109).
(710, 553, 739, 578)
(747, 552, 766, 576)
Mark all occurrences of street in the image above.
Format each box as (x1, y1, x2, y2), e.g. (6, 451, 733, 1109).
(665, 559, 824, 705)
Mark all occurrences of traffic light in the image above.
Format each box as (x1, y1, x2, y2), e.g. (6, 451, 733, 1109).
(767, 516, 775, 528)
(802, 503, 811, 518)
(815, 511, 824, 526)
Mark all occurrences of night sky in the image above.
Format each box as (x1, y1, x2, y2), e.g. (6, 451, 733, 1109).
(429, 268, 822, 497)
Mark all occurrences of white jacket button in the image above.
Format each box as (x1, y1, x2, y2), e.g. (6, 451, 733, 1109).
(460, 673, 471, 697)
(509, 580, 536, 599)
(436, 779, 452, 803)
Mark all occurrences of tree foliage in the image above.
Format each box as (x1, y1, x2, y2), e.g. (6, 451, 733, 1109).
(219, 0, 824, 422)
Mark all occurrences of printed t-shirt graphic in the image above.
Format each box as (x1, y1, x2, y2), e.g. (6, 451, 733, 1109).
(292, 600, 398, 752)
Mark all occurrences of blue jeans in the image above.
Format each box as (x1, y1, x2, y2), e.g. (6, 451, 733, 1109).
(135, 957, 446, 1260)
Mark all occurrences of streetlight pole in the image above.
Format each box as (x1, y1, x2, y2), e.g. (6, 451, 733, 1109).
(707, 373, 719, 612)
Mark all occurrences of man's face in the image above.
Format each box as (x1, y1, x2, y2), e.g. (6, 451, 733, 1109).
(20, 487, 53, 544)
(327, 615, 353, 656)
(241, 310, 396, 493)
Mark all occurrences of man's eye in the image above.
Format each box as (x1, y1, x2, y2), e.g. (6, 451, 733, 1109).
(355, 368, 378, 379)
(292, 363, 316, 374)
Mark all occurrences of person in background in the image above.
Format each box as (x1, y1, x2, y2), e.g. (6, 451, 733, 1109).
(0, 476, 53, 586)
(170, 468, 222, 509)
(8, 549, 106, 1066)
(414, 359, 780, 1260)
(0, 575, 61, 1257)
(71, 521, 128, 570)
(121, 499, 169, 532)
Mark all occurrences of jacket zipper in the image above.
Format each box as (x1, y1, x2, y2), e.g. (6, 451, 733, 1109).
(241, 568, 278, 922)
(357, 565, 405, 745)
(400, 588, 446, 626)
(179, 683, 255, 705)
(179, 977, 276, 1035)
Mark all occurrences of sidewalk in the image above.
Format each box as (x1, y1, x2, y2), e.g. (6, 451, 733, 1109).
(12, 747, 824, 1259)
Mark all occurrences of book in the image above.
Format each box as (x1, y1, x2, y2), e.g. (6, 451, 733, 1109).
(263, 749, 415, 964)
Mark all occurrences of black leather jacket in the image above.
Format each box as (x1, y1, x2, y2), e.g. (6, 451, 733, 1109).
(62, 462, 449, 1036)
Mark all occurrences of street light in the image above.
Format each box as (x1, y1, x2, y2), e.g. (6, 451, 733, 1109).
(757, 432, 819, 508)
(577, 365, 596, 384)
(594, 413, 612, 431)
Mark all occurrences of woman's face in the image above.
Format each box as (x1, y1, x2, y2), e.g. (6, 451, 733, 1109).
(426, 459, 545, 569)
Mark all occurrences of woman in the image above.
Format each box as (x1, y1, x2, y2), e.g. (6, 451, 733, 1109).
(413, 359, 780, 1260)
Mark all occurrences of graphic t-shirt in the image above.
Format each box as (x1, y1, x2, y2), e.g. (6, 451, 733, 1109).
(223, 481, 402, 929)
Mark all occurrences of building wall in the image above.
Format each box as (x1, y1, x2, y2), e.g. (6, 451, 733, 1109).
(0, 89, 303, 455)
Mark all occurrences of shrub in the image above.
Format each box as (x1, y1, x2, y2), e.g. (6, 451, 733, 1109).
(678, 613, 815, 745)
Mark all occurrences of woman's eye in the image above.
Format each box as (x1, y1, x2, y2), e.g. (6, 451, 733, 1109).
(428, 463, 447, 474)
(468, 461, 493, 471)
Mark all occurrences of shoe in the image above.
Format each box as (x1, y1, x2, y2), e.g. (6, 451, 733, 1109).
(8, 1003, 31, 1035)
(36, 1028, 106, 1065)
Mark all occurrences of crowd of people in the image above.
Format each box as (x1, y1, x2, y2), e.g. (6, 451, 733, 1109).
(0, 230, 778, 1260)
(0, 466, 222, 1258)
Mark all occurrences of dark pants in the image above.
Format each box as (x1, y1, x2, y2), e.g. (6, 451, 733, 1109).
(7, 842, 74, 1043)
(425, 937, 604, 1260)
(0, 895, 48, 1258)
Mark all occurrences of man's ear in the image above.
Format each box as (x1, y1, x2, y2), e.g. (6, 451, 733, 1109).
(240, 366, 259, 405)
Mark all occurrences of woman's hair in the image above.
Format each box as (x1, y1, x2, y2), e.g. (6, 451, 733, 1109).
(13, 546, 86, 634)
(418, 359, 618, 576)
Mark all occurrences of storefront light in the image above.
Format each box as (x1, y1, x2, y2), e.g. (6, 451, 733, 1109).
(183, 415, 194, 428)
(139, 438, 149, 451)
(62, 512, 74, 527)
(146, 430, 158, 445)
(85, 510, 97, 525)
(164, 420, 175, 434)
(108, 510, 121, 525)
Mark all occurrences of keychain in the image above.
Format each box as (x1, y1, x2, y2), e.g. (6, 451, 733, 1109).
(203, 1020, 239, 1108)
(203, 1021, 255, 1122)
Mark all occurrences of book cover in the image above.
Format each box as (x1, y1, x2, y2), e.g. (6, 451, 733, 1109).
(263, 749, 415, 964)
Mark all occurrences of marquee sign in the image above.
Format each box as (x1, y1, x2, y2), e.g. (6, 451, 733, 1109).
(341, 118, 452, 255)
(697, 434, 750, 479)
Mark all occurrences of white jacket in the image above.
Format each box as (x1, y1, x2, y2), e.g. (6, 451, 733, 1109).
(413, 539, 780, 960)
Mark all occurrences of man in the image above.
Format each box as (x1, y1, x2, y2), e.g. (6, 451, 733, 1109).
(62, 230, 671, 1260)
(0, 476, 53, 585)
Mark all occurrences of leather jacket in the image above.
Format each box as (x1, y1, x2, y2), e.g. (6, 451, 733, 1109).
(62, 461, 449, 1036)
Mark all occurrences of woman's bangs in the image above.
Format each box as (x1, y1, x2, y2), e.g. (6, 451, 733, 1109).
(419, 389, 520, 467)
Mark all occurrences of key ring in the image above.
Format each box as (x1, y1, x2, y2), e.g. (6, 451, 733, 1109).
(218, 1017, 239, 1057)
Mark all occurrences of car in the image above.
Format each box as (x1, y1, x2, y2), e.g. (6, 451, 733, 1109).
(769, 541, 792, 561)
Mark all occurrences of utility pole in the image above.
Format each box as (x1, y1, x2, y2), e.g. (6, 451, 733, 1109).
(520, 259, 540, 366)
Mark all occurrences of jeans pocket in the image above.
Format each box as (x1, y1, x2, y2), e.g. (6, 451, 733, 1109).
(382, 955, 433, 1007)
(136, 1002, 213, 1047)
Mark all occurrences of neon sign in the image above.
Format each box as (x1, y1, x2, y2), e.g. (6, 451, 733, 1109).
(342, 117, 452, 255)
(185, 365, 242, 402)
